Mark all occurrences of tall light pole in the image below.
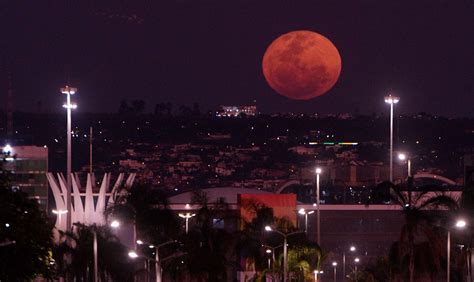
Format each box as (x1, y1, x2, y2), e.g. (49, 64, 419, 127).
(179, 212, 196, 234)
(61, 86, 77, 231)
(447, 219, 467, 282)
(315, 167, 322, 245)
(298, 208, 314, 233)
(265, 226, 304, 282)
(343, 245, 356, 281)
(398, 153, 411, 177)
(384, 94, 399, 183)
(332, 262, 338, 282)
(52, 209, 68, 231)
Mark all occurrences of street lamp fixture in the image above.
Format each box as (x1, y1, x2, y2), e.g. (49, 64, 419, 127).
(448, 219, 467, 281)
(265, 226, 304, 282)
(398, 152, 412, 177)
(343, 245, 357, 280)
(298, 209, 315, 233)
(179, 212, 196, 234)
(136, 240, 144, 245)
(110, 220, 120, 228)
(128, 251, 139, 258)
(332, 262, 338, 282)
(385, 94, 400, 183)
(61, 85, 78, 232)
(52, 209, 68, 231)
(315, 167, 322, 245)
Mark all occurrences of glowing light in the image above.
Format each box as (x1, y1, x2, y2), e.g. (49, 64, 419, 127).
(456, 219, 467, 228)
(384, 95, 400, 104)
(128, 251, 138, 258)
(2, 144, 12, 154)
(265, 226, 272, 231)
(52, 209, 68, 215)
(332, 261, 338, 266)
(398, 153, 407, 161)
(315, 168, 322, 174)
(136, 240, 144, 245)
(110, 220, 120, 228)
(350, 246, 356, 252)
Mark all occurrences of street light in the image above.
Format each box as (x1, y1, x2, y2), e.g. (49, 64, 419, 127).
(136, 239, 178, 282)
(448, 219, 467, 282)
(265, 226, 304, 282)
(128, 251, 139, 258)
(384, 94, 399, 183)
(110, 220, 120, 228)
(315, 167, 322, 245)
(298, 208, 315, 233)
(314, 270, 324, 282)
(343, 245, 356, 281)
(52, 209, 68, 231)
(60, 85, 77, 231)
(178, 212, 196, 234)
(332, 262, 338, 282)
(398, 153, 412, 177)
(354, 258, 360, 282)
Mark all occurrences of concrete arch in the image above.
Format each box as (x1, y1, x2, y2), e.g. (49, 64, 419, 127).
(276, 180, 302, 194)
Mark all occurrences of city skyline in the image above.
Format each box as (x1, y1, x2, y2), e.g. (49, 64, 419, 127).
(0, 1, 472, 116)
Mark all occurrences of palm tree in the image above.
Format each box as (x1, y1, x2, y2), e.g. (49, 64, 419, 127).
(369, 180, 457, 282)
(53, 223, 134, 281)
(182, 190, 235, 282)
(106, 183, 180, 244)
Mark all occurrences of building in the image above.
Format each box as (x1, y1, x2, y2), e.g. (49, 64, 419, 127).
(1, 145, 49, 210)
(216, 105, 257, 117)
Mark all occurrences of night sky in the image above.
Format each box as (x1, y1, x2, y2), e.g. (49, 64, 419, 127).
(1, 0, 472, 116)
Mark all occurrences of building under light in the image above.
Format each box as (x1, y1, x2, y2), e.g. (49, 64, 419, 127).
(1, 145, 49, 210)
(216, 105, 257, 117)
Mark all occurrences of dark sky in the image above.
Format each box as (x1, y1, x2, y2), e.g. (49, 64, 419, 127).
(1, 0, 472, 116)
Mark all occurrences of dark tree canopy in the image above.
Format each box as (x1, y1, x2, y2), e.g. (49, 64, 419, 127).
(0, 177, 55, 280)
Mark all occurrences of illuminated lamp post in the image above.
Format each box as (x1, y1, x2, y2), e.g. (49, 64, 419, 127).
(298, 208, 315, 233)
(447, 219, 467, 282)
(179, 212, 196, 234)
(315, 167, 322, 245)
(343, 245, 356, 281)
(397, 153, 411, 177)
(60, 85, 77, 231)
(265, 226, 304, 282)
(332, 261, 338, 282)
(384, 94, 399, 182)
(52, 209, 68, 231)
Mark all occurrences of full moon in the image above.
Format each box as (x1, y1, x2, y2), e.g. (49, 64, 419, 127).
(262, 30, 342, 100)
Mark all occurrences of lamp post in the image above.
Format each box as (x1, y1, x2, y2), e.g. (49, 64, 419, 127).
(90, 220, 120, 282)
(332, 262, 338, 282)
(315, 167, 322, 245)
(354, 257, 360, 282)
(136, 239, 178, 282)
(178, 212, 196, 234)
(343, 245, 356, 281)
(447, 219, 467, 282)
(298, 208, 315, 233)
(398, 153, 411, 177)
(265, 226, 304, 282)
(384, 94, 399, 183)
(60, 86, 77, 231)
(314, 270, 323, 282)
(52, 209, 68, 231)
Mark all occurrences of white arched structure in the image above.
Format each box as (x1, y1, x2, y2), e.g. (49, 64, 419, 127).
(47, 172, 136, 230)
(413, 173, 458, 186)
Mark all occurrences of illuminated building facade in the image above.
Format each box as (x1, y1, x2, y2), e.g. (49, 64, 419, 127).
(216, 105, 257, 117)
(1, 145, 49, 210)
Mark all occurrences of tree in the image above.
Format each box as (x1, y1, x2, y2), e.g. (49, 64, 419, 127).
(53, 223, 135, 281)
(0, 172, 55, 280)
(181, 190, 235, 282)
(369, 180, 457, 281)
(106, 183, 180, 244)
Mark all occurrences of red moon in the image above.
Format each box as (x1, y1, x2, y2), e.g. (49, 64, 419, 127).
(262, 30, 342, 100)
